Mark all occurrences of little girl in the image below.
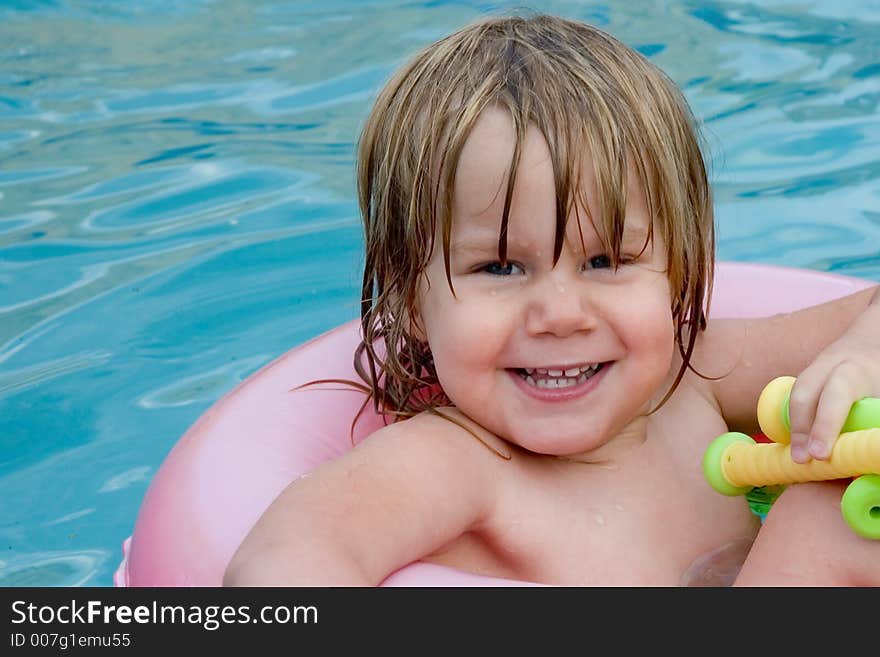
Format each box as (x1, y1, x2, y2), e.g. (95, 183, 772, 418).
(225, 14, 880, 586)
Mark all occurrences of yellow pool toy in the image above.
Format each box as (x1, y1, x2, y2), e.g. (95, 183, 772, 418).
(703, 376, 880, 539)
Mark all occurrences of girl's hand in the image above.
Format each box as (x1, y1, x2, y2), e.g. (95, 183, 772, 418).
(788, 289, 880, 463)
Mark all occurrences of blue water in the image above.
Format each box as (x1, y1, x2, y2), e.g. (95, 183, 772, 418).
(1, 0, 878, 586)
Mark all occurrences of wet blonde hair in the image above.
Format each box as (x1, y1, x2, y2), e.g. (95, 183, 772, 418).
(355, 13, 714, 422)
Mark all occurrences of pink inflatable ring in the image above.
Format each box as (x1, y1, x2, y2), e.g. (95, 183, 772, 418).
(114, 262, 874, 586)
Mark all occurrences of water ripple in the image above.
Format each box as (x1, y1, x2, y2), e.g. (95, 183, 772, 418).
(41, 165, 188, 203)
(103, 83, 249, 115)
(0, 128, 39, 150)
(0, 210, 54, 236)
(268, 65, 393, 114)
(225, 46, 298, 63)
(0, 550, 109, 587)
(137, 355, 267, 409)
(0, 350, 113, 396)
(0, 166, 87, 186)
(82, 165, 309, 232)
(98, 467, 151, 493)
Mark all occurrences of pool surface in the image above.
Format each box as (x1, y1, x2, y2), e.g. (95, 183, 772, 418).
(1, 0, 879, 586)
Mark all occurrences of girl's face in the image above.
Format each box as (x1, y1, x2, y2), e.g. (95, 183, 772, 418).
(415, 108, 676, 459)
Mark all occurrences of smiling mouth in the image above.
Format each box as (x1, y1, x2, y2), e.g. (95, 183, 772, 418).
(510, 363, 607, 389)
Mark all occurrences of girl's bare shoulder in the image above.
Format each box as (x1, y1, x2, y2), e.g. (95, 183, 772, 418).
(360, 408, 515, 475)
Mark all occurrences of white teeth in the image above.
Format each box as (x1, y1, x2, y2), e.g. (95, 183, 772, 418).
(524, 363, 601, 375)
(518, 362, 604, 390)
(536, 377, 575, 389)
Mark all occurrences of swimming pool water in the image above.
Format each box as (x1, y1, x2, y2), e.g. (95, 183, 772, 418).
(1, 0, 878, 586)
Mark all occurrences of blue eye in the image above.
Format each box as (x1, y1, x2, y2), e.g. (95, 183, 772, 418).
(588, 254, 613, 269)
(481, 261, 522, 276)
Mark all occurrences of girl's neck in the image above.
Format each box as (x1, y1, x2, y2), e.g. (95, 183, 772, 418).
(555, 415, 650, 465)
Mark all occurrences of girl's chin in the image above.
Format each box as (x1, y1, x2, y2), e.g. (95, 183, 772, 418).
(504, 412, 650, 461)
(507, 427, 609, 458)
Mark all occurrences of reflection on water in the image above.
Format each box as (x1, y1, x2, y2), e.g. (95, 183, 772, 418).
(0, 550, 109, 587)
(1, 0, 878, 585)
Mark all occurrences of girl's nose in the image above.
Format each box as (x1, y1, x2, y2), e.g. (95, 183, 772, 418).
(524, 274, 598, 338)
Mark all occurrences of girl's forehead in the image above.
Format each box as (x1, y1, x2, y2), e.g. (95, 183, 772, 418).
(454, 107, 647, 198)
(451, 113, 554, 238)
(451, 111, 526, 217)
(448, 109, 652, 250)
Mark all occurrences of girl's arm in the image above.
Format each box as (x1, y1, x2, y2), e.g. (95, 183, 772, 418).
(698, 284, 880, 462)
(222, 410, 502, 586)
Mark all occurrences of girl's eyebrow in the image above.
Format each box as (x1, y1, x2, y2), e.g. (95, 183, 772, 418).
(449, 226, 504, 252)
(449, 240, 499, 255)
(449, 220, 651, 253)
